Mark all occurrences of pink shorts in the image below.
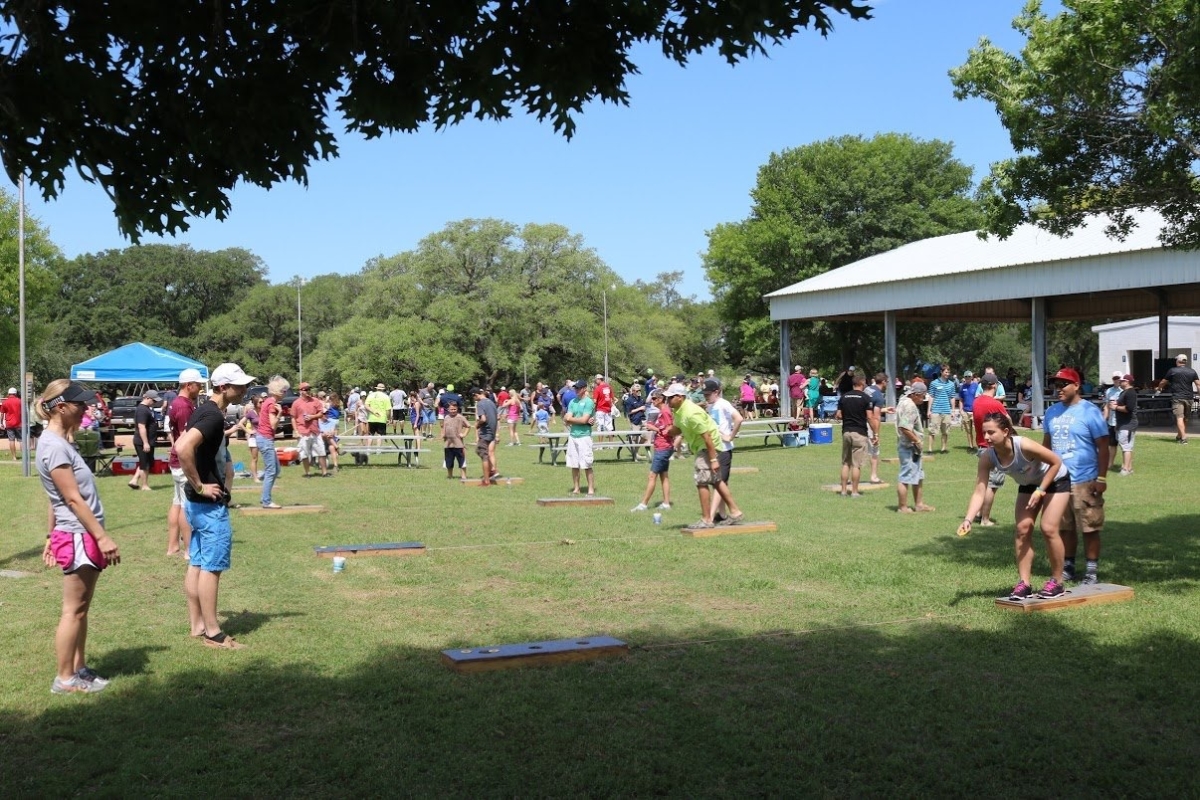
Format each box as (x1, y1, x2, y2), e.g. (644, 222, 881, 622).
(49, 529, 107, 574)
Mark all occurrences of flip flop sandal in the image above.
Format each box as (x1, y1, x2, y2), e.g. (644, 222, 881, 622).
(203, 633, 245, 650)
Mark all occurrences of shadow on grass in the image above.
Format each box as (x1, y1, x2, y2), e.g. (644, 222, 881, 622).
(219, 609, 306, 637)
(904, 513, 1200, 592)
(0, 546, 44, 567)
(2, 618, 1197, 795)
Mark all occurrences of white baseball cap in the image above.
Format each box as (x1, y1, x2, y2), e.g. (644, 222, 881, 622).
(6, 387, 16, 394)
(1112, 370, 1123, 378)
(210, 363, 256, 387)
(662, 382, 689, 397)
(179, 368, 204, 384)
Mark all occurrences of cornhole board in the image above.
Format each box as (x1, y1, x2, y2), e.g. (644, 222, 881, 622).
(314, 541, 426, 558)
(536, 496, 614, 507)
(881, 456, 935, 464)
(0, 569, 33, 579)
(682, 521, 778, 538)
(239, 504, 326, 516)
(441, 635, 629, 673)
(821, 482, 890, 492)
(995, 582, 1134, 612)
(461, 477, 525, 486)
(729, 466, 760, 475)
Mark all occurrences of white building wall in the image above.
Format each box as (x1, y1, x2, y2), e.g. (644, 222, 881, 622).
(1092, 317, 1200, 378)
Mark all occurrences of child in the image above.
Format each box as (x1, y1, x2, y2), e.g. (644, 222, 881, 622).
(535, 404, 550, 435)
(441, 402, 470, 480)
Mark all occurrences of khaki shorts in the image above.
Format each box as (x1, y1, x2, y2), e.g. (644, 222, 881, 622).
(1062, 483, 1105, 534)
(298, 434, 326, 460)
(693, 455, 719, 487)
(930, 412, 953, 434)
(841, 431, 868, 469)
(1172, 399, 1191, 418)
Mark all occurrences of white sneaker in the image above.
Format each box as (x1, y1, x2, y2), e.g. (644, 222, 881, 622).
(658, 503, 671, 510)
(630, 503, 648, 512)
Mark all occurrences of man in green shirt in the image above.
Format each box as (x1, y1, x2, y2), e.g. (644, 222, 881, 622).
(564, 379, 597, 495)
(663, 382, 744, 529)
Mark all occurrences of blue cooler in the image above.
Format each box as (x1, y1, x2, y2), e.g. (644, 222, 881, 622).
(809, 423, 834, 444)
(782, 431, 808, 447)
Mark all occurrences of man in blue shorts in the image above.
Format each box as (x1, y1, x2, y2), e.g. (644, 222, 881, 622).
(1042, 367, 1109, 584)
(176, 362, 255, 650)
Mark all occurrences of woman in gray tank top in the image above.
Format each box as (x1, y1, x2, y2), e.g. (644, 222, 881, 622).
(958, 412, 1070, 601)
(35, 379, 121, 694)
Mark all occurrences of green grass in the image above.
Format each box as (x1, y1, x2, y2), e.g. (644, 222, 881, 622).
(1, 428, 1198, 796)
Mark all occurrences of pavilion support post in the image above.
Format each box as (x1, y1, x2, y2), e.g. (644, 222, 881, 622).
(884, 311, 898, 409)
(1031, 297, 1047, 421)
(1159, 297, 1169, 362)
(779, 320, 792, 419)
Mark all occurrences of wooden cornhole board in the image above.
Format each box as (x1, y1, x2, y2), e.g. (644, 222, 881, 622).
(881, 456, 935, 464)
(313, 541, 426, 558)
(536, 496, 614, 507)
(441, 635, 629, 673)
(231, 485, 261, 492)
(995, 582, 1134, 612)
(821, 482, 890, 492)
(729, 466, 760, 475)
(239, 504, 325, 516)
(682, 520, 778, 538)
(461, 477, 525, 486)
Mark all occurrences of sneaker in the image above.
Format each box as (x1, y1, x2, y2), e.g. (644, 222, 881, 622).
(1080, 573, 1099, 585)
(716, 513, 745, 527)
(1119, 469, 1132, 476)
(1037, 580, 1065, 599)
(630, 503, 648, 512)
(1062, 565, 1077, 582)
(978, 519, 997, 527)
(75, 666, 110, 688)
(690, 520, 715, 529)
(51, 674, 106, 694)
(658, 503, 671, 511)
(1008, 581, 1034, 600)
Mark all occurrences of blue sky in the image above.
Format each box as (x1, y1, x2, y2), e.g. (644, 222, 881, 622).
(17, 0, 1041, 300)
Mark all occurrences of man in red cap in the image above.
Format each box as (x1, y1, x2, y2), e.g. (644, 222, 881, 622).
(1042, 367, 1109, 584)
(291, 382, 330, 478)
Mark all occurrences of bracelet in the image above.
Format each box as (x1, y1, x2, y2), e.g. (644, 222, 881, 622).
(1095, 476, 1107, 483)
(1033, 487, 1046, 496)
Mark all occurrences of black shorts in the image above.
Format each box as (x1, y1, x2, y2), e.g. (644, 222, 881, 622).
(134, 443, 154, 472)
(716, 450, 732, 484)
(444, 447, 465, 468)
(391, 409, 406, 421)
(1108, 425, 1118, 446)
(368, 421, 386, 435)
(1016, 475, 1071, 495)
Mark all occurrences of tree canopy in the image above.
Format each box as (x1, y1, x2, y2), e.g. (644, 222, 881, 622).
(0, 0, 871, 239)
(703, 133, 982, 369)
(0, 186, 62, 379)
(950, 0, 1200, 246)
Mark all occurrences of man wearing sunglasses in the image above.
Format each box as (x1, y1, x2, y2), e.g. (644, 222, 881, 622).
(1042, 367, 1109, 585)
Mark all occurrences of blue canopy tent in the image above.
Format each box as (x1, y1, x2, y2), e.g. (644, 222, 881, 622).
(70, 342, 208, 384)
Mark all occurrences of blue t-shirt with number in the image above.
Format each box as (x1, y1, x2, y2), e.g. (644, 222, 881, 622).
(1042, 399, 1108, 483)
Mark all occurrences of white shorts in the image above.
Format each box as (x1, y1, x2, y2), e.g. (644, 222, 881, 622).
(247, 435, 257, 450)
(298, 434, 326, 460)
(1117, 428, 1136, 452)
(566, 436, 594, 469)
(171, 466, 187, 507)
(594, 411, 614, 432)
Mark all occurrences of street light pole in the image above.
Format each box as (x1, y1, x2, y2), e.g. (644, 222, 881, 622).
(295, 276, 307, 383)
(18, 174, 29, 477)
(602, 289, 609, 381)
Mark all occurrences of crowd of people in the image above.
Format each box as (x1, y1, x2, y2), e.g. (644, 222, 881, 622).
(23, 353, 1200, 693)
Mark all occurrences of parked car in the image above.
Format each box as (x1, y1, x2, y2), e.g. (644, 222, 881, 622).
(240, 386, 297, 438)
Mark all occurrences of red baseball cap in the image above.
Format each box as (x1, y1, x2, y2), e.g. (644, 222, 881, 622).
(1052, 368, 1081, 385)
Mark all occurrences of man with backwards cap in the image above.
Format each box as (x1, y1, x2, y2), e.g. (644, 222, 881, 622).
(663, 382, 744, 528)
(176, 363, 256, 649)
(1043, 367, 1109, 584)
(895, 380, 934, 513)
(1157, 353, 1200, 444)
(166, 369, 204, 556)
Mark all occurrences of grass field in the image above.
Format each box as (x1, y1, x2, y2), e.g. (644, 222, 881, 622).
(1, 426, 1198, 796)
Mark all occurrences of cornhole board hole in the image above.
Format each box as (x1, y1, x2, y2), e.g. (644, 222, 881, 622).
(536, 496, 614, 507)
(461, 477, 525, 486)
(441, 635, 629, 673)
(314, 541, 426, 558)
(682, 521, 778, 538)
(239, 504, 326, 516)
(729, 466, 760, 475)
(995, 582, 1134, 613)
(881, 456, 935, 464)
(821, 482, 890, 492)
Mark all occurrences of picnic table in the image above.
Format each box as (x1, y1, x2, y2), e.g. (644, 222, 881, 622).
(337, 435, 429, 467)
(533, 430, 650, 465)
(735, 417, 802, 447)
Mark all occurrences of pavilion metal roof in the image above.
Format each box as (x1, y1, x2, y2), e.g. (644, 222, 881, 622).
(765, 210, 1200, 323)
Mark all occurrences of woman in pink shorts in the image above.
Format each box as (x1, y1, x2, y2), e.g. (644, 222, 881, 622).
(35, 379, 121, 694)
(505, 393, 522, 446)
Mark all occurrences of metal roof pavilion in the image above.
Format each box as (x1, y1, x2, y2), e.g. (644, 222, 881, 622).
(766, 209, 1200, 323)
(764, 209, 1200, 415)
